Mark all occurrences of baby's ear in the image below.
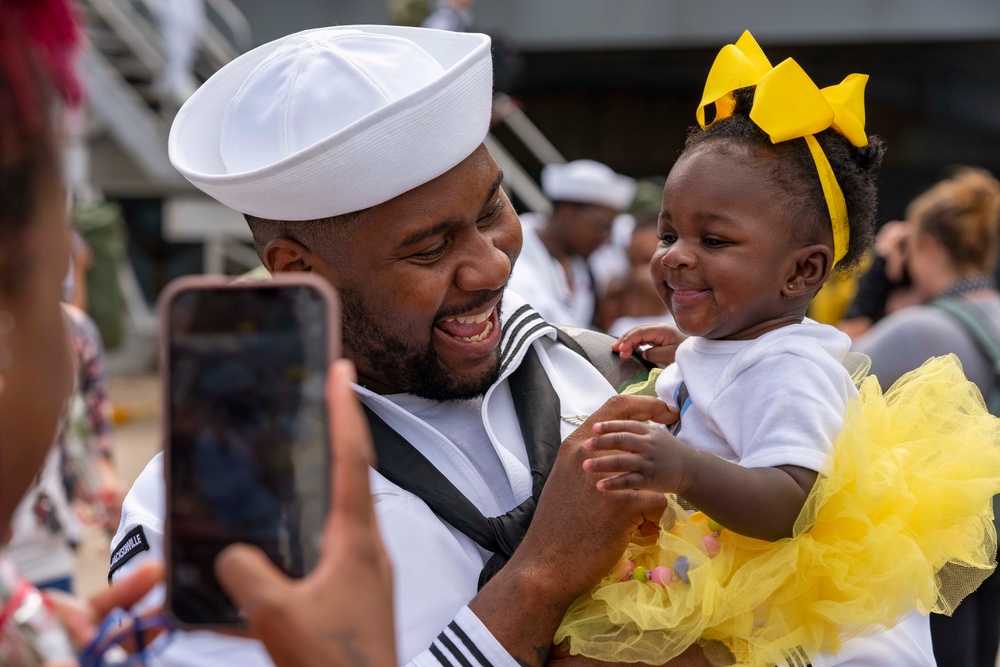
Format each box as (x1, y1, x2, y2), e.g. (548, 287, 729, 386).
(783, 244, 833, 298)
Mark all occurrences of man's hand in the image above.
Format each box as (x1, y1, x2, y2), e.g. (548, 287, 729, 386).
(473, 395, 673, 667)
(613, 324, 687, 367)
(215, 360, 395, 667)
(521, 395, 674, 596)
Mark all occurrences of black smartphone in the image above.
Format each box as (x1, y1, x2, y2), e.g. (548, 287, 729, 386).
(159, 274, 340, 629)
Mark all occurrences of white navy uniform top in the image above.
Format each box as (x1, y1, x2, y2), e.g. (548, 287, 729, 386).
(110, 292, 935, 667)
(508, 214, 596, 329)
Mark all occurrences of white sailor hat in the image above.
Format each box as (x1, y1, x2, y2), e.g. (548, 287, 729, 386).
(168, 25, 493, 220)
(541, 159, 637, 211)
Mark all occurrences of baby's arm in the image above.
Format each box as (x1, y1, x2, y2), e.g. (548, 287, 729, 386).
(583, 421, 816, 542)
(613, 323, 687, 367)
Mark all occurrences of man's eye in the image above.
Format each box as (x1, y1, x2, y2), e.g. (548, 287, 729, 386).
(478, 200, 504, 224)
(412, 240, 449, 260)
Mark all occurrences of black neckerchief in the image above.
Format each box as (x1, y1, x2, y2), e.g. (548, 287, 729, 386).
(365, 344, 561, 589)
(364, 325, 652, 589)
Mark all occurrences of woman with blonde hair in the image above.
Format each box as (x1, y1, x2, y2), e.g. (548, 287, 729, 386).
(854, 166, 1000, 667)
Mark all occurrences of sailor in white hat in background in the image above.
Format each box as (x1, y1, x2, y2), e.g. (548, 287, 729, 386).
(110, 24, 686, 667)
(509, 160, 636, 329)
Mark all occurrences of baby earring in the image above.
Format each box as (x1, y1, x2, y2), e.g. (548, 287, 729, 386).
(782, 285, 794, 300)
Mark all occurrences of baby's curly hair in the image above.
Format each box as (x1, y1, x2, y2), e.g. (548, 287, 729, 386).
(683, 87, 886, 274)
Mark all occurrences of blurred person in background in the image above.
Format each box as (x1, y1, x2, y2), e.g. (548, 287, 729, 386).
(3, 436, 77, 594)
(835, 218, 922, 338)
(0, 1, 394, 665)
(853, 167, 1000, 667)
(66, 230, 92, 312)
(151, 0, 205, 107)
(591, 177, 665, 332)
(590, 176, 672, 336)
(3, 258, 126, 595)
(422, 0, 475, 33)
(510, 159, 636, 328)
(59, 300, 126, 535)
(603, 209, 674, 338)
(588, 212, 636, 320)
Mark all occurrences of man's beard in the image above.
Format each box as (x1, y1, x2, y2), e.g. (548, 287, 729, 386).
(340, 286, 503, 400)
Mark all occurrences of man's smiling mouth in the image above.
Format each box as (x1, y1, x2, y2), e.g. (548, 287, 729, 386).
(436, 305, 496, 342)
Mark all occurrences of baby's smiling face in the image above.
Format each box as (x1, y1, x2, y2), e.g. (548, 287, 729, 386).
(652, 144, 825, 341)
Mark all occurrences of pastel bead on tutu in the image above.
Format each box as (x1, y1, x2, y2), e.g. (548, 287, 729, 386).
(650, 567, 672, 586)
(554, 355, 1000, 666)
(702, 535, 721, 558)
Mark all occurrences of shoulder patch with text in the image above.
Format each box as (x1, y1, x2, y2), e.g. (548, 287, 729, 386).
(108, 525, 150, 581)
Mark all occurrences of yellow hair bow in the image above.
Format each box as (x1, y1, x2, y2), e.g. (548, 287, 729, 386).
(696, 31, 870, 267)
(696, 31, 772, 131)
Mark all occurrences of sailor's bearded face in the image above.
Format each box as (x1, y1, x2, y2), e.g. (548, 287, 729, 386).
(338, 284, 505, 400)
(328, 146, 522, 399)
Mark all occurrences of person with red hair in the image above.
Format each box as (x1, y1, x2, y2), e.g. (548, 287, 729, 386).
(0, 2, 395, 665)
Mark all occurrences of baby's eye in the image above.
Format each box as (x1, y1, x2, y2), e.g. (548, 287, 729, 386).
(702, 237, 729, 248)
(658, 232, 677, 245)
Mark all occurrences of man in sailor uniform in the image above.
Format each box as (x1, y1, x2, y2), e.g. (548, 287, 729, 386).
(510, 160, 636, 329)
(111, 25, 936, 667)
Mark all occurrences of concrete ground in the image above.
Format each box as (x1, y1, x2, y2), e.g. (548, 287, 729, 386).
(73, 374, 162, 598)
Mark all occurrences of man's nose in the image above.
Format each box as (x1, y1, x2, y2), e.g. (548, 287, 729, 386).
(456, 233, 513, 293)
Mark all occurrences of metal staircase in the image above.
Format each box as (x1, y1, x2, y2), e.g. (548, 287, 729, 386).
(487, 92, 565, 216)
(76, 0, 253, 371)
(78, 0, 251, 185)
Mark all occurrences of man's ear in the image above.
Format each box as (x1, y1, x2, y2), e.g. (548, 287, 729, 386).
(783, 244, 833, 299)
(263, 237, 318, 274)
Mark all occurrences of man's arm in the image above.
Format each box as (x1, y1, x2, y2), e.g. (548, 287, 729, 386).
(467, 395, 676, 667)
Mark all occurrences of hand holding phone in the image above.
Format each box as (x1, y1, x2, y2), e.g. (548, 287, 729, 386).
(160, 274, 339, 629)
(214, 360, 397, 667)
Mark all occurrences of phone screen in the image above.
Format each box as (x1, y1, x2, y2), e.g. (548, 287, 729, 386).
(166, 284, 330, 626)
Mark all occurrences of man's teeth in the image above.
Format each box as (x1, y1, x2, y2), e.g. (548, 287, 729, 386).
(442, 308, 492, 325)
(457, 320, 493, 342)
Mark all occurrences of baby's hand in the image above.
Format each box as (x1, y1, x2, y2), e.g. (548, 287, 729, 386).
(583, 418, 697, 495)
(612, 323, 687, 366)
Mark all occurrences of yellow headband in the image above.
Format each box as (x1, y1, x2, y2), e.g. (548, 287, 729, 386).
(696, 31, 869, 267)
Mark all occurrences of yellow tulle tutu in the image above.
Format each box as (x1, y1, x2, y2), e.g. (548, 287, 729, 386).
(554, 354, 1000, 666)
